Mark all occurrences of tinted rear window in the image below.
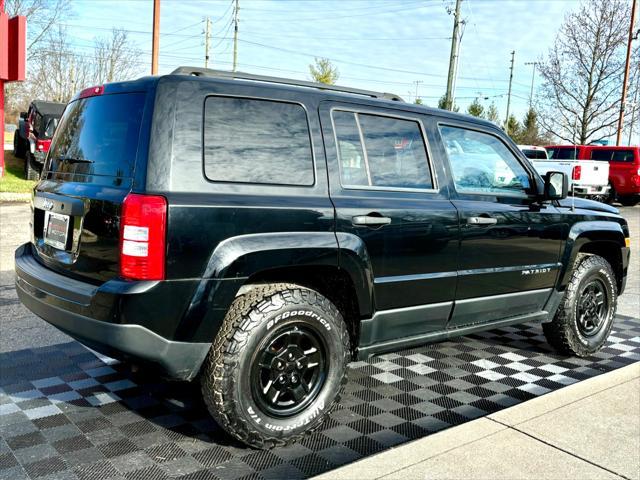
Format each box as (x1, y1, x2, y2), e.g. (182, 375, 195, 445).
(591, 149, 635, 163)
(47, 93, 145, 177)
(203, 96, 314, 186)
(522, 149, 548, 159)
(547, 148, 578, 160)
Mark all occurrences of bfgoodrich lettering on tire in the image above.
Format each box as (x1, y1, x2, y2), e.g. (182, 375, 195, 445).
(201, 283, 350, 449)
(543, 254, 617, 357)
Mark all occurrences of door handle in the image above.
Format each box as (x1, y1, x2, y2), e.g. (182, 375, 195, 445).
(468, 216, 498, 225)
(352, 214, 392, 226)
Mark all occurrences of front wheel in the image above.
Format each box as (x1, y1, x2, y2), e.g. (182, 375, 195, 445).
(201, 283, 350, 449)
(543, 254, 617, 357)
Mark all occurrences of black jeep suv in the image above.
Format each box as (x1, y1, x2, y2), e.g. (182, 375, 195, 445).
(15, 68, 630, 449)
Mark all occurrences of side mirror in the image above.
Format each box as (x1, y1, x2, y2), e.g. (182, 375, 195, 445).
(20, 112, 27, 119)
(543, 171, 568, 200)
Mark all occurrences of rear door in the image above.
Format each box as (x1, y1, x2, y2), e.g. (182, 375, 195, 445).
(436, 122, 564, 328)
(32, 90, 150, 283)
(320, 102, 459, 346)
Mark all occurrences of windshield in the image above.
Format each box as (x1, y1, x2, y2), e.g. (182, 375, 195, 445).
(46, 92, 145, 177)
(522, 149, 548, 159)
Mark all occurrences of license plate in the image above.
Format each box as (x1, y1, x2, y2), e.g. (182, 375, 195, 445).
(43, 211, 70, 250)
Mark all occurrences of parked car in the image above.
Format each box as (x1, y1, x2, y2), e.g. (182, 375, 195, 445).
(518, 144, 548, 160)
(546, 145, 640, 206)
(13, 111, 28, 158)
(531, 154, 610, 202)
(15, 68, 630, 449)
(20, 100, 66, 180)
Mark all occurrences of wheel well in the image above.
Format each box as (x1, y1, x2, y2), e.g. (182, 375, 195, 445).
(244, 266, 362, 357)
(579, 241, 623, 292)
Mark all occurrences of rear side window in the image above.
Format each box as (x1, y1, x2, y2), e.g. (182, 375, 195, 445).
(547, 148, 578, 160)
(47, 93, 145, 177)
(203, 97, 314, 186)
(332, 110, 433, 190)
(522, 149, 547, 159)
(591, 149, 635, 163)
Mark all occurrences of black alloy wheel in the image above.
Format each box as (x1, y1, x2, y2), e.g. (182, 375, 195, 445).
(251, 324, 327, 417)
(576, 279, 608, 337)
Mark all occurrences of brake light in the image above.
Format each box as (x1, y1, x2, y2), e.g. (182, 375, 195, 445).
(36, 141, 45, 151)
(79, 85, 104, 99)
(119, 193, 167, 280)
(572, 165, 582, 180)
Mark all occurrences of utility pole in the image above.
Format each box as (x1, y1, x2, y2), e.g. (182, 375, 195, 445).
(616, 0, 637, 145)
(504, 50, 515, 131)
(204, 16, 211, 68)
(413, 80, 423, 103)
(524, 61, 539, 110)
(629, 83, 639, 145)
(151, 0, 160, 74)
(232, 0, 239, 72)
(444, 0, 462, 111)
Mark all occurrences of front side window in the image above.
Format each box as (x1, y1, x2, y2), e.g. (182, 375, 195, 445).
(332, 110, 433, 190)
(203, 97, 314, 186)
(439, 125, 531, 196)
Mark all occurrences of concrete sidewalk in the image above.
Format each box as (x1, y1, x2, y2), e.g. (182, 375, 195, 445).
(315, 362, 640, 480)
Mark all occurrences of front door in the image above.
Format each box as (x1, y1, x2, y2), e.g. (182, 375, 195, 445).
(319, 102, 459, 348)
(435, 122, 564, 328)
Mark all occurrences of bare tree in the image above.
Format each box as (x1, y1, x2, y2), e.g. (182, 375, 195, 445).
(5, 0, 69, 56)
(28, 27, 92, 103)
(92, 29, 142, 84)
(537, 0, 630, 144)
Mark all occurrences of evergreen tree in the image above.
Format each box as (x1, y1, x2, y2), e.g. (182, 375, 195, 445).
(438, 95, 459, 112)
(486, 102, 500, 124)
(466, 98, 485, 118)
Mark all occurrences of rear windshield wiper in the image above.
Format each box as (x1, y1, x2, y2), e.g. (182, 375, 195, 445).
(57, 157, 94, 164)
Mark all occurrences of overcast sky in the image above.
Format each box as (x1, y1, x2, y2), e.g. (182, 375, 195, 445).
(66, 0, 584, 125)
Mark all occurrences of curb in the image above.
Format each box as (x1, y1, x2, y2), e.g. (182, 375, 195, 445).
(0, 192, 31, 203)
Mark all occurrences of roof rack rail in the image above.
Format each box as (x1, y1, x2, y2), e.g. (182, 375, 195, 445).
(171, 66, 405, 102)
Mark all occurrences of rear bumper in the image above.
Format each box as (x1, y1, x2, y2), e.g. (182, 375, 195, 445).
(573, 185, 610, 196)
(14, 243, 211, 380)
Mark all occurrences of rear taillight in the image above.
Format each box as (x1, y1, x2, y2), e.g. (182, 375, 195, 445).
(119, 193, 167, 281)
(572, 165, 582, 180)
(36, 140, 45, 151)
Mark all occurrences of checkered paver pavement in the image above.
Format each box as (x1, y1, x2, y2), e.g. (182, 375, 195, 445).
(1, 316, 639, 480)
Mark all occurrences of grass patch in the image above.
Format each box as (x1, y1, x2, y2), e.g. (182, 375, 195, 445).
(1, 151, 36, 193)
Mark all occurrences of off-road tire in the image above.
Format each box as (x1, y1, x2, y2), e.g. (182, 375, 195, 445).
(543, 254, 617, 357)
(13, 133, 25, 159)
(24, 154, 40, 181)
(619, 196, 639, 207)
(201, 283, 350, 449)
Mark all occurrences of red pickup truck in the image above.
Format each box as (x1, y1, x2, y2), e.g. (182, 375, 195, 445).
(546, 145, 640, 206)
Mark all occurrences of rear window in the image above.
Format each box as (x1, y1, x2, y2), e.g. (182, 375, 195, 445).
(47, 93, 145, 177)
(591, 149, 635, 163)
(203, 97, 314, 186)
(547, 148, 578, 160)
(522, 149, 548, 159)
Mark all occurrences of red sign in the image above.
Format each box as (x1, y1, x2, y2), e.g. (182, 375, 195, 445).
(0, 0, 27, 177)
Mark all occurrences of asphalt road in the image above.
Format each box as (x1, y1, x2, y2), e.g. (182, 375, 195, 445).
(0, 201, 638, 352)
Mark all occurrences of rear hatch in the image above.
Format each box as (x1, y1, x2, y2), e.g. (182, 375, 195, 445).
(32, 89, 149, 283)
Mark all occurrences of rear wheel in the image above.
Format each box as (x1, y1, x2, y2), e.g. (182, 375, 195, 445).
(24, 154, 40, 181)
(201, 283, 350, 449)
(619, 196, 639, 207)
(605, 183, 616, 205)
(543, 254, 617, 357)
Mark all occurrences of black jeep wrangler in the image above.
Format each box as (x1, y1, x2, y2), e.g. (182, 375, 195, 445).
(15, 68, 631, 449)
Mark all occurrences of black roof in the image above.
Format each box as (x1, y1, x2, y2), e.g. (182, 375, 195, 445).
(31, 100, 66, 116)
